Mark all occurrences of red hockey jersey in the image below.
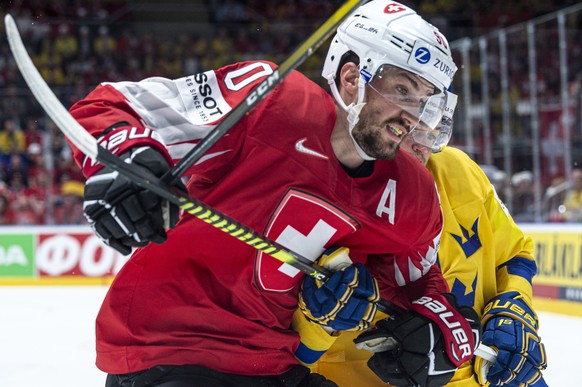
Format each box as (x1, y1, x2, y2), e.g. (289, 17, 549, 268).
(68, 61, 447, 375)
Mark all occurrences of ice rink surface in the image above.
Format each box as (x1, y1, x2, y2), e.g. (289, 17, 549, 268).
(0, 286, 577, 386)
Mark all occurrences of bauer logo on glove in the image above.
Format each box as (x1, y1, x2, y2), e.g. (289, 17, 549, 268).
(354, 293, 481, 387)
(412, 295, 475, 361)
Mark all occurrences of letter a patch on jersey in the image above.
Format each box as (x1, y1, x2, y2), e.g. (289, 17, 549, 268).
(255, 189, 359, 293)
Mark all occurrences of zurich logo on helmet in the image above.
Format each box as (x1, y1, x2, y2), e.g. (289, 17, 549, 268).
(414, 47, 431, 64)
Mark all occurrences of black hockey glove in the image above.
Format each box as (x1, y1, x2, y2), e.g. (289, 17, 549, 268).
(82, 126, 186, 255)
(354, 293, 481, 387)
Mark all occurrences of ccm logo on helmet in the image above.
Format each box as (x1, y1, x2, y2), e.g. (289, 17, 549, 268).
(413, 296, 473, 360)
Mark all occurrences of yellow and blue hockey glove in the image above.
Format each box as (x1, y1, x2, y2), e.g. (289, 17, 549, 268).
(475, 291, 547, 386)
(298, 247, 380, 332)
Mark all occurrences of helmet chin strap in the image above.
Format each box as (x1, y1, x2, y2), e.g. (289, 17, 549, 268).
(327, 75, 375, 161)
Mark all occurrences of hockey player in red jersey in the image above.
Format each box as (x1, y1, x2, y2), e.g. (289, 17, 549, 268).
(67, 1, 479, 386)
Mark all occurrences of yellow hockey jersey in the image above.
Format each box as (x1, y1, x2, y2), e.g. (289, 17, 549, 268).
(309, 147, 537, 386)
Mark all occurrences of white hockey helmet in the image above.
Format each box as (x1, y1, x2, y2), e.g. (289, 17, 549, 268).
(322, 0, 457, 92)
(321, 1, 458, 159)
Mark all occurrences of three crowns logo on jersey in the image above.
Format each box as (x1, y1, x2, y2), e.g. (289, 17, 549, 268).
(451, 217, 482, 259)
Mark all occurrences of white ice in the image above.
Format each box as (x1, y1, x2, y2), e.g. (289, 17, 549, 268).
(0, 287, 578, 386)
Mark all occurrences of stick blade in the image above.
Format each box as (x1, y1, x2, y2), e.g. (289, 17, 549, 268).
(4, 13, 99, 159)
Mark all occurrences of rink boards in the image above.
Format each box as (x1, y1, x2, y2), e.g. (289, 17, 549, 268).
(0, 225, 123, 286)
(520, 224, 582, 316)
(0, 224, 581, 315)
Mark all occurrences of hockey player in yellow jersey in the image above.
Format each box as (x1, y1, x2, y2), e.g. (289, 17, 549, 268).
(293, 113, 548, 385)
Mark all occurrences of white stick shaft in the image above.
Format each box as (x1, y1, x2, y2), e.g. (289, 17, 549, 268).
(4, 14, 99, 159)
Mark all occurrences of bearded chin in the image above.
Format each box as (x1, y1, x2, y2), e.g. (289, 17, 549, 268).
(354, 130, 399, 160)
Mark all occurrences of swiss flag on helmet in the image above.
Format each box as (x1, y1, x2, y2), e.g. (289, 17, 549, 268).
(384, 3, 407, 13)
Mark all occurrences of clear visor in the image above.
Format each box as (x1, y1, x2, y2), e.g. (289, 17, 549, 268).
(411, 115, 453, 153)
(367, 81, 446, 131)
(366, 64, 457, 152)
(417, 92, 457, 153)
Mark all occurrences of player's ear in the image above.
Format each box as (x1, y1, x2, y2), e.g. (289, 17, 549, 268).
(338, 62, 359, 103)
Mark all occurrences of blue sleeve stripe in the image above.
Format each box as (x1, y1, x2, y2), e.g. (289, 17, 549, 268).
(500, 256, 537, 285)
(295, 342, 327, 365)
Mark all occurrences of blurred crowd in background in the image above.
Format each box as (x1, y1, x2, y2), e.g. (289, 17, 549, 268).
(1, 0, 582, 225)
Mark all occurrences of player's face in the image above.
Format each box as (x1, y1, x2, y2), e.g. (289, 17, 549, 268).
(399, 133, 432, 165)
(352, 66, 438, 160)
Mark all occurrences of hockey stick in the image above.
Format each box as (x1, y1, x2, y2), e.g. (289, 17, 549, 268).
(4, 14, 496, 364)
(3, 12, 354, 296)
(162, 0, 366, 183)
(4, 14, 330, 279)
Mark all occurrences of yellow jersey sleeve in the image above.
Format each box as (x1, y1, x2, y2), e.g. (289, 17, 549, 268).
(428, 147, 536, 309)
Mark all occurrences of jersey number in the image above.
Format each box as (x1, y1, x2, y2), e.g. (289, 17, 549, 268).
(224, 62, 274, 91)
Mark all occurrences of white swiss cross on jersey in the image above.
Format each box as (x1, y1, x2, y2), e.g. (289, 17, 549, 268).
(256, 189, 358, 292)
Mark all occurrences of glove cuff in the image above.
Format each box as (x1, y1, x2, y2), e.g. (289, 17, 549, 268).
(82, 125, 172, 178)
(474, 348, 497, 385)
(292, 308, 338, 366)
(318, 246, 353, 271)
